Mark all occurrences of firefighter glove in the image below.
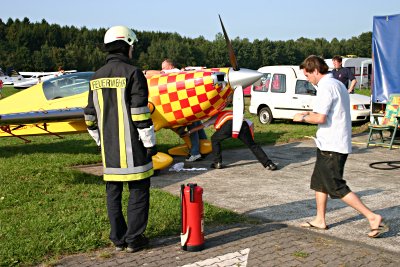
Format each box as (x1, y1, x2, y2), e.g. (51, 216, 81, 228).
(88, 129, 101, 146)
(138, 125, 156, 148)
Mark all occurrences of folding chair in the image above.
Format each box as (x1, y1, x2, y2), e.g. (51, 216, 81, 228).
(367, 94, 400, 149)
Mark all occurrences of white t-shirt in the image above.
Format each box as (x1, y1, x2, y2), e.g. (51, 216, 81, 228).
(162, 68, 180, 74)
(313, 73, 352, 154)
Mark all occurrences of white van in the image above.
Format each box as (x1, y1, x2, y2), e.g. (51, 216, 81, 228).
(248, 66, 371, 124)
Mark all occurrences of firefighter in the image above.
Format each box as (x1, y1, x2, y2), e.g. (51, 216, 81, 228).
(84, 25, 157, 253)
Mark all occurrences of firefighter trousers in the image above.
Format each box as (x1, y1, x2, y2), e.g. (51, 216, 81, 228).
(106, 178, 150, 246)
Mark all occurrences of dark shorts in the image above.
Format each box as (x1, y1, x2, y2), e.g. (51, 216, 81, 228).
(310, 149, 351, 199)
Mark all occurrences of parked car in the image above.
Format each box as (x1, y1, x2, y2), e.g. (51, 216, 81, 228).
(249, 66, 371, 124)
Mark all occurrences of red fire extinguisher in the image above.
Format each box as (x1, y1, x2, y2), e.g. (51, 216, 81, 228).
(180, 183, 204, 251)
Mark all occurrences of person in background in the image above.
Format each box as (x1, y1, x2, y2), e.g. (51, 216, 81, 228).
(182, 110, 277, 170)
(0, 79, 3, 98)
(293, 55, 388, 238)
(185, 120, 208, 162)
(143, 58, 180, 78)
(84, 25, 157, 253)
(57, 66, 65, 76)
(331, 55, 357, 93)
(161, 58, 180, 73)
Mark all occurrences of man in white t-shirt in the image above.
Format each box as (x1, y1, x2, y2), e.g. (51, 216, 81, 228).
(161, 58, 180, 73)
(293, 55, 388, 238)
(143, 58, 180, 78)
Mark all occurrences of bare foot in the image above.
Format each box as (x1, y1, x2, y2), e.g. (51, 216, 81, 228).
(368, 214, 388, 238)
(300, 220, 328, 230)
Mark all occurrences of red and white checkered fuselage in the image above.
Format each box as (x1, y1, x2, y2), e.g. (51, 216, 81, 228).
(148, 68, 233, 131)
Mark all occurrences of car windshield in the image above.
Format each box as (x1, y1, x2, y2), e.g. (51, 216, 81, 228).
(43, 72, 94, 100)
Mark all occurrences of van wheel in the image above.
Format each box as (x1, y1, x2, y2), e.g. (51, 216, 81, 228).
(259, 107, 273, 124)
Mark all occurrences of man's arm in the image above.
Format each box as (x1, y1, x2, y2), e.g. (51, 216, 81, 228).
(180, 123, 206, 137)
(143, 70, 162, 79)
(180, 115, 217, 137)
(348, 79, 357, 93)
(347, 68, 357, 93)
(293, 111, 326, 124)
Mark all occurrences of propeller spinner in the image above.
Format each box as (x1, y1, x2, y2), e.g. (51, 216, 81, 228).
(218, 15, 263, 138)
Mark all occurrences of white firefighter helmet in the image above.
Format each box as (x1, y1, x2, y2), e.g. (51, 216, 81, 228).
(104, 26, 137, 46)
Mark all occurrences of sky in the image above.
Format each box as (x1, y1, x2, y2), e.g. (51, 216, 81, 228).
(2, 0, 399, 41)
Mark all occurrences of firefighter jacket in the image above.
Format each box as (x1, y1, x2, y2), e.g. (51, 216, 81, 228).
(84, 53, 155, 182)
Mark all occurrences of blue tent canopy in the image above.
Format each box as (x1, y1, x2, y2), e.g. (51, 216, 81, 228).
(372, 14, 400, 103)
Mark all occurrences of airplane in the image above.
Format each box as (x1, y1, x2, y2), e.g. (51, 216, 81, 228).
(0, 16, 263, 170)
(14, 70, 77, 89)
(0, 68, 24, 85)
(0, 68, 13, 85)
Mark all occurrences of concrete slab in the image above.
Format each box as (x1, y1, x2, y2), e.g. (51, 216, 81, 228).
(75, 133, 400, 255)
(150, 133, 400, 254)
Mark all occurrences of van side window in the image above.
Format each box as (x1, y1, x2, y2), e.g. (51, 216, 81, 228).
(295, 80, 316, 95)
(271, 74, 286, 93)
(253, 73, 271, 92)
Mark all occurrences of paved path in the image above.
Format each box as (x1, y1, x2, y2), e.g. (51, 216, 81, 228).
(57, 133, 400, 266)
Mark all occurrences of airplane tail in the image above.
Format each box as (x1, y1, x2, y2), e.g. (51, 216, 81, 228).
(6, 67, 21, 77)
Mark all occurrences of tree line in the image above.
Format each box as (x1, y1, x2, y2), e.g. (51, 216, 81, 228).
(0, 17, 372, 73)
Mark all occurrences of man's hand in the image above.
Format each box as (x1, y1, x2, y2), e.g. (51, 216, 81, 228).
(180, 131, 190, 138)
(146, 146, 158, 158)
(294, 112, 326, 124)
(293, 113, 303, 122)
(293, 112, 308, 122)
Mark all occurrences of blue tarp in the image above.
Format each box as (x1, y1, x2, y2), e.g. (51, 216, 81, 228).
(372, 14, 400, 103)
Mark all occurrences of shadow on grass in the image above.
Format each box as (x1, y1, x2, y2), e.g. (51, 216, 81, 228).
(0, 138, 98, 158)
(70, 171, 103, 185)
(0, 136, 179, 159)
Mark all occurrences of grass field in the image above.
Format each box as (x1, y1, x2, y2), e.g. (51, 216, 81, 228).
(0, 85, 20, 98)
(0, 86, 370, 266)
(0, 132, 259, 266)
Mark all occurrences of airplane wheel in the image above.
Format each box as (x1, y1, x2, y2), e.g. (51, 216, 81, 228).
(258, 107, 273, 124)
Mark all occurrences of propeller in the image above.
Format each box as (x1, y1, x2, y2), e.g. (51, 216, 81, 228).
(219, 15, 262, 138)
(219, 15, 239, 71)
